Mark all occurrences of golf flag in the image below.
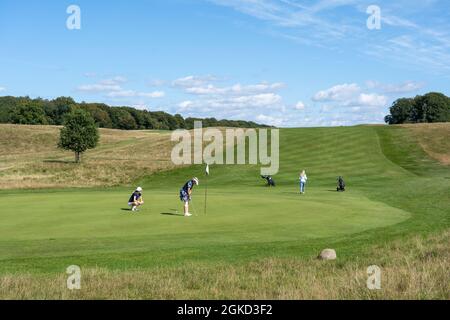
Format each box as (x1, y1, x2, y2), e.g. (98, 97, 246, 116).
(204, 164, 209, 215)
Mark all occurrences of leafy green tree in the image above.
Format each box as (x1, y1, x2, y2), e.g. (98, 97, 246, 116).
(109, 108, 137, 130)
(385, 92, 450, 125)
(174, 114, 186, 129)
(415, 92, 450, 123)
(10, 102, 48, 125)
(80, 103, 113, 128)
(385, 98, 415, 124)
(52, 97, 76, 125)
(58, 109, 99, 163)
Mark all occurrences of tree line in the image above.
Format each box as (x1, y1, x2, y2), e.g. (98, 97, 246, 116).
(385, 92, 450, 125)
(0, 96, 268, 130)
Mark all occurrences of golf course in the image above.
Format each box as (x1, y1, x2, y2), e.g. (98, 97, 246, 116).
(0, 123, 449, 299)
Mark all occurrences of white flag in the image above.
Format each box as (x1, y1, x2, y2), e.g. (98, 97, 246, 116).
(206, 164, 210, 175)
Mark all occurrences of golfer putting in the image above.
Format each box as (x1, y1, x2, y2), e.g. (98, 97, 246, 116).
(179, 177, 199, 217)
(128, 187, 144, 212)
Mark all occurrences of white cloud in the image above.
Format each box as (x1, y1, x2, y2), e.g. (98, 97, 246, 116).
(206, 93, 282, 109)
(100, 76, 127, 85)
(313, 82, 388, 109)
(107, 90, 165, 98)
(78, 76, 127, 93)
(132, 104, 149, 111)
(173, 76, 285, 118)
(356, 93, 388, 107)
(256, 114, 284, 127)
(172, 75, 218, 88)
(78, 76, 164, 99)
(77, 83, 122, 93)
(313, 83, 360, 102)
(178, 100, 194, 110)
(295, 101, 306, 110)
(366, 80, 425, 94)
(139, 91, 165, 98)
(180, 80, 285, 96)
(0, 87, 6, 92)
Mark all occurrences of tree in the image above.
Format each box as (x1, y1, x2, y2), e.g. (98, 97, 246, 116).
(58, 109, 99, 163)
(109, 108, 137, 130)
(415, 92, 450, 123)
(10, 101, 48, 125)
(385, 92, 450, 125)
(385, 98, 415, 124)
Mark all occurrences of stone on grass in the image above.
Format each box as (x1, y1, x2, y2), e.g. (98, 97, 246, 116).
(318, 249, 337, 260)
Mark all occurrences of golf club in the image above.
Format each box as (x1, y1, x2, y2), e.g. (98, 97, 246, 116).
(190, 198, 198, 216)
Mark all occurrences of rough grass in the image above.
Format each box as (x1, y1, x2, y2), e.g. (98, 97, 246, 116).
(402, 123, 450, 165)
(0, 231, 448, 300)
(0, 124, 175, 189)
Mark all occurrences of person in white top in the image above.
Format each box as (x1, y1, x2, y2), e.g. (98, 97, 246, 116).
(299, 170, 308, 194)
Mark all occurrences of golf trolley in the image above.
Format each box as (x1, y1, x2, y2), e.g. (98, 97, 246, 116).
(337, 176, 346, 192)
(261, 175, 276, 187)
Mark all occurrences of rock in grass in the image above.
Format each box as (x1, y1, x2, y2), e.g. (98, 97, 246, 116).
(318, 249, 337, 260)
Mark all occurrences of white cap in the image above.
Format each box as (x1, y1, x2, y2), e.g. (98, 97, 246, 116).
(136, 187, 143, 192)
(193, 177, 199, 185)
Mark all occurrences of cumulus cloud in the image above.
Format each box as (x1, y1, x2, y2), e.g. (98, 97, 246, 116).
(172, 75, 218, 88)
(173, 75, 285, 122)
(256, 114, 284, 127)
(356, 93, 388, 107)
(182, 81, 285, 96)
(77, 76, 127, 93)
(77, 76, 164, 99)
(295, 101, 306, 110)
(313, 83, 388, 109)
(313, 83, 360, 102)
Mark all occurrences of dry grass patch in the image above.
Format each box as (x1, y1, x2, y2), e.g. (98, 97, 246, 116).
(0, 124, 176, 189)
(401, 123, 450, 165)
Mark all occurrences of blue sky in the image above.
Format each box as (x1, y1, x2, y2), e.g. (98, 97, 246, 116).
(0, 0, 449, 127)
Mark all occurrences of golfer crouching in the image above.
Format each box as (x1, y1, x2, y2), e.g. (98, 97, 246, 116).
(128, 187, 144, 212)
(179, 177, 199, 217)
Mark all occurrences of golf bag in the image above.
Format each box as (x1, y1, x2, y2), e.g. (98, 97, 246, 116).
(261, 175, 276, 187)
(337, 176, 346, 192)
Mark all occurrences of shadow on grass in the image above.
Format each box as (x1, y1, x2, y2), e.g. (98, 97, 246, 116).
(160, 212, 184, 217)
(43, 159, 76, 164)
(121, 208, 132, 212)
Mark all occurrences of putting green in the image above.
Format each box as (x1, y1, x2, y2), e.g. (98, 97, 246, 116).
(0, 187, 409, 261)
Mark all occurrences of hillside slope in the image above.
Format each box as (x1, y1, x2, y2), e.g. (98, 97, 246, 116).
(0, 125, 175, 189)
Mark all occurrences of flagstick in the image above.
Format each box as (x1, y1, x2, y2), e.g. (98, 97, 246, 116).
(204, 172, 208, 215)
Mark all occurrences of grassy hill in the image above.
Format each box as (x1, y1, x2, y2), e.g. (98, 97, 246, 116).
(0, 123, 448, 299)
(0, 124, 176, 189)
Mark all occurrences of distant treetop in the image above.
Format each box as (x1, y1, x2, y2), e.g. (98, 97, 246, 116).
(0, 96, 271, 130)
(385, 92, 450, 125)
